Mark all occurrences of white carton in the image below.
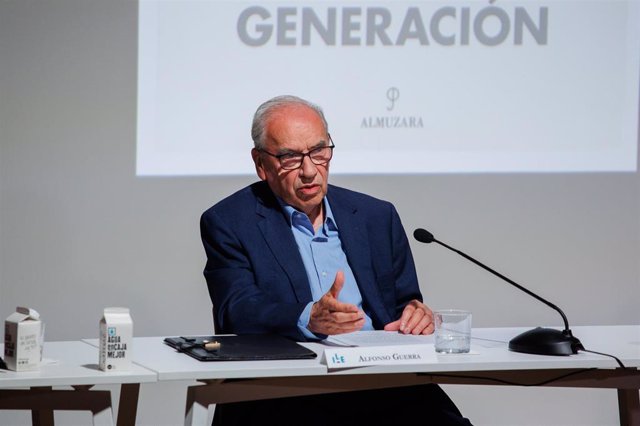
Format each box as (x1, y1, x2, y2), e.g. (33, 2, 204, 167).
(99, 307, 133, 371)
(4, 307, 44, 371)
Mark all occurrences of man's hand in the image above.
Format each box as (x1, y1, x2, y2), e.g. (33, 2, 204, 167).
(308, 271, 365, 335)
(383, 300, 434, 335)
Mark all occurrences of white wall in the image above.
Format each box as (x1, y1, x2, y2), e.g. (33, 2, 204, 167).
(0, 1, 638, 425)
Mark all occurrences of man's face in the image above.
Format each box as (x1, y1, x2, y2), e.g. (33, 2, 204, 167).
(252, 104, 330, 219)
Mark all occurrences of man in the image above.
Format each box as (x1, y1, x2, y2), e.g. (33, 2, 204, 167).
(201, 95, 472, 425)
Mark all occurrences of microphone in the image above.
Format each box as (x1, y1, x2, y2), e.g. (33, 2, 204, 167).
(413, 228, 584, 356)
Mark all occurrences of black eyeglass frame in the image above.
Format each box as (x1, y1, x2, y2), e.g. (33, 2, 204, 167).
(258, 135, 335, 170)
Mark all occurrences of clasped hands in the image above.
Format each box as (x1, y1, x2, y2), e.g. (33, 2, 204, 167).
(307, 271, 434, 336)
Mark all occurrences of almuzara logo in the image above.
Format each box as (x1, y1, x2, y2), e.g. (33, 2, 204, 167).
(360, 88, 425, 129)
(361, 116, 424, 129)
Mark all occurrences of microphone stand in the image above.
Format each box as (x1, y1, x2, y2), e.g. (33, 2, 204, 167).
(416, 229, 584, 356)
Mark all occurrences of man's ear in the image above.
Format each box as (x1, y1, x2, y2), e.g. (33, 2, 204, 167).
(251, 148, 267, 181)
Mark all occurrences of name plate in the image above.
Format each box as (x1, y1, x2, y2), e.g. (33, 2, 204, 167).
(323, 344, 435, 370)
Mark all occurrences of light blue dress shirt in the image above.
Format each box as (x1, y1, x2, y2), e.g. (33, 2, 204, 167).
(280, 198, 374, 339)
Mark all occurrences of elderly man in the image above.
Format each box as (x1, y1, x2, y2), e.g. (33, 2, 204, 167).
(201, 95, 472, 425)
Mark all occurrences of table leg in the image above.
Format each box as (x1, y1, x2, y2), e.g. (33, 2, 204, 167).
(618, 389, 640, 426)
(31, 387, 53, 426)
(1, 387, 114, 425)
(184, 385, 211, 426)
(116, 383, 140, 426)
(92, 405, 114, 426)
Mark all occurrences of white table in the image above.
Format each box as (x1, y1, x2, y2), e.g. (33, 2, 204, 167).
(86, 325, 640, 426)
(84, 335, 328, 425)
(0, 341, 156, 426)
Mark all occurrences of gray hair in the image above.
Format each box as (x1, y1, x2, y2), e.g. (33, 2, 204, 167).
(251, 95, 329, 149)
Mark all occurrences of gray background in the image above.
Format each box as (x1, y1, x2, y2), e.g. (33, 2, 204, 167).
(1, 1, 638, 425)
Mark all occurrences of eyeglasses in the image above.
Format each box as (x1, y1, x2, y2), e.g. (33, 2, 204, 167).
(259, 136, 335, 170)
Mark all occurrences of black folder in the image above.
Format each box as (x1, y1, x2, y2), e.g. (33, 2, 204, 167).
(164, 334, 317, 361)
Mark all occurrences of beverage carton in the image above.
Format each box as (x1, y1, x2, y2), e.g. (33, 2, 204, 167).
(4, 307, 44, 371)
(99, 307, 132, 371)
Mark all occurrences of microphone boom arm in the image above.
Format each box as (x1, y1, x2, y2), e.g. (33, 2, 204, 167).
(413, 228, 584, 355)
(433, 238, 570, 331)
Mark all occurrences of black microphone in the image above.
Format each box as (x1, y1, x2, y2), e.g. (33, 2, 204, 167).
(413, 228, 584, 356)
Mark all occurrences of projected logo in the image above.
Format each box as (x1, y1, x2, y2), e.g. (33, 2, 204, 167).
(386, 87, 399, 111)
(360, 88, 424, 129)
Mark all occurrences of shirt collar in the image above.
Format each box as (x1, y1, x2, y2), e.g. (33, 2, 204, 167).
(279, 197, 338, 235)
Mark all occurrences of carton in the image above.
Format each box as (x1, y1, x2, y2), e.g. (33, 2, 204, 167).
(4, 307, 44, 371)
(99, 307, 133, 371)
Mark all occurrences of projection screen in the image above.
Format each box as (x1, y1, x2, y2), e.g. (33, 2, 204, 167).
(137, 0, 640, 175)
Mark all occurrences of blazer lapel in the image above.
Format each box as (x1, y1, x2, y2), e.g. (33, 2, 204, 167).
(328, 188, 390, 326)
(255, 188, 313, 304)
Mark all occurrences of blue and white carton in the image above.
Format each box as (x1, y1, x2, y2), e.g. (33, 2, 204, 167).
(99, 307, 132, 371)
(4, 307, 44, 371)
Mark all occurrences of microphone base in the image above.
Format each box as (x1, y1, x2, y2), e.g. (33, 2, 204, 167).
(508, 327, 584, 356)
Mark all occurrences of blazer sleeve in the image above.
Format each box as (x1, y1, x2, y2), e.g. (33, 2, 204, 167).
(200, 209, 309, 341)
(389, 203, 423, 318)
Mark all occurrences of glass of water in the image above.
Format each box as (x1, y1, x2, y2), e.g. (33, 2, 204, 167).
(434, 309, 472, 353)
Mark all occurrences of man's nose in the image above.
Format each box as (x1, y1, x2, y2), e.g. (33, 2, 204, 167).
(299, 155, 317, 177)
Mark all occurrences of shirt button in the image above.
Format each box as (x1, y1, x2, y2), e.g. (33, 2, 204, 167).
(322, 271, 327, 277)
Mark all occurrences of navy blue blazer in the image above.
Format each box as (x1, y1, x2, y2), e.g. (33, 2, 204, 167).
(200, 181, 422, 341)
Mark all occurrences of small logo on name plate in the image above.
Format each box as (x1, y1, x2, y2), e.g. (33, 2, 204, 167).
(331, 353, 345, 364)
